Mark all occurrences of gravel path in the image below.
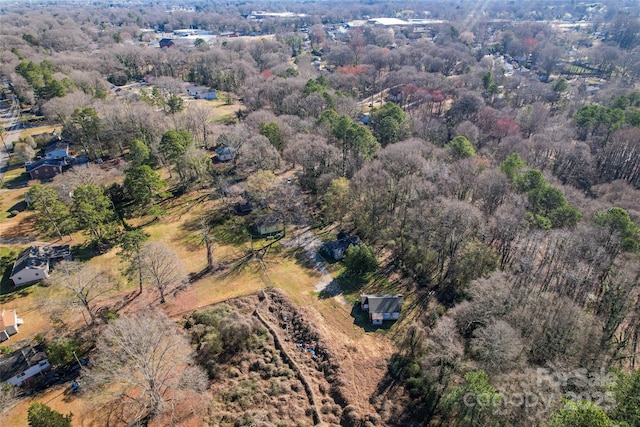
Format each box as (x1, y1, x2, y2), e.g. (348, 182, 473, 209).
(282, 228, 346, 301)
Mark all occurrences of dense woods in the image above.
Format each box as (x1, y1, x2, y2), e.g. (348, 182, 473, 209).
(1, 0, 640, 425)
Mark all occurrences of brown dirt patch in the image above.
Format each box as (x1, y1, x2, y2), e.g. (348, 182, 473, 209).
(0, 384, 98, 427)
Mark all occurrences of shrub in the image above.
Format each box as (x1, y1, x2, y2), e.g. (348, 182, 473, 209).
(45, 338, 83, 366)
(343, 244, 378, 276)
(27, 402, 72, 427)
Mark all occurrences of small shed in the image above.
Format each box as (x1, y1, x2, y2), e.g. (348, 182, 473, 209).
(159, 38, 175, 48)
(235, 202, 253, 215)
(254, 213, 284, 236)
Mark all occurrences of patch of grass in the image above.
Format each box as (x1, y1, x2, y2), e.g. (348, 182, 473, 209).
(0, 246, 21, 298)
(266, 257, 321, 305)
(0, 281, 39, 306)
(335, 272, 368, 296)
(2, 168, 29, 189)
(212, 217, 251, 246)
(70, 242, 104, 262)
(334, 270, 394, 303)
(212, 114, 237, 124)
(0, 189, 27, 218)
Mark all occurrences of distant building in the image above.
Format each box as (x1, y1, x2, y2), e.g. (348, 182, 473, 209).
(247, 10, 307, 19)
(215, 146, 236, 162)
(186, 85, 217, 100)
(387, 87, 403, 103)
(173, 29, 212, 36)
(159, 38, 175, 48)
(44, 140, 69, 160)
(235, 201, 253, 215)
(368, 17, 410, 26)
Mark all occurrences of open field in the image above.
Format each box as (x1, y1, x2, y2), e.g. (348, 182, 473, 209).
(188, 98, 241, 121)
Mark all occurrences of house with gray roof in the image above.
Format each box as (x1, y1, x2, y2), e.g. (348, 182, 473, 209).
(322, 231, 361, 260)
(360, 294, 404, 325)
(9, 245, 71, 286)
(215, 145, 236, 162)
(0, 346, 50, 387)
(25, 158, 67, 180)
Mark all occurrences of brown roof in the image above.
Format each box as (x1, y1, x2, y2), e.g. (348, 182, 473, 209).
(1, 310, 17, 329)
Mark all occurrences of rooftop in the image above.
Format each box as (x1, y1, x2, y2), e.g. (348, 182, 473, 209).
(44, 140, 69, 154)
(25, 158, 66, 172)
(10, 247, 50, 274)
(361, 294, 404, 314)
(0, 346, 45, 383)
(10, 245, 71, 278)
(254, 213, 283, 228)
(0, 310, 17, 330)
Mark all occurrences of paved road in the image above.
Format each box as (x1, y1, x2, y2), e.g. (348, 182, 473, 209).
(0, 93, 21, 185)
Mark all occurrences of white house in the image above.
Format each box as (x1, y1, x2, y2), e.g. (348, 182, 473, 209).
(9, 245, 72, 286)
(0, 309, 23, 342)
(0, 347, 50, 387)
(186, 85, 217, 100)
(360, 294, 404, 325)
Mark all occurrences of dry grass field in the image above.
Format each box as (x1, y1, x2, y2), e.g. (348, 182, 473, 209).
(18, 125, 60, 140)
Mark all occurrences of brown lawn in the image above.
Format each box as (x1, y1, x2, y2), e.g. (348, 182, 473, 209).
(1, 385, 98, 427)
(188, 98, 241, 120)
(18, 125, 61, 140)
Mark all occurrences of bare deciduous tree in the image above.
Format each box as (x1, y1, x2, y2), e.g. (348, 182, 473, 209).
(140, 242, 188, 303)
(200, 217, 215, 272)
(48, 260, 117, 326)
(471, 319, 525, 373)
(88, 310, 208, 425)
